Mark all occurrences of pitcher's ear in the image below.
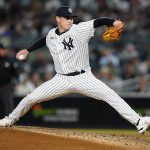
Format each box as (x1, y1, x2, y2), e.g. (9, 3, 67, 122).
(56, 16, 61, 22)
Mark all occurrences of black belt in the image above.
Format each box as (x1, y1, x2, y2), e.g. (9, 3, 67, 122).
(63, 70, 85, 76)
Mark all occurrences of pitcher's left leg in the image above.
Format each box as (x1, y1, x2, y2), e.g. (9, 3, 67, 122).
(72, 71, 140, 126)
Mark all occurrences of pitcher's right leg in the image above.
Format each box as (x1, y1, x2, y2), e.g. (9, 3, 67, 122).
(0, 74, 70, 127)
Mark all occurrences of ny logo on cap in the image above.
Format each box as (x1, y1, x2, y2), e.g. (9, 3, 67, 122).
(62, 37, 74, 50)
(68, 8, 72, 13)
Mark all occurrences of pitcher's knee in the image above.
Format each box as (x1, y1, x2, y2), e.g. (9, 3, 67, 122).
(24, 94, 37, 106)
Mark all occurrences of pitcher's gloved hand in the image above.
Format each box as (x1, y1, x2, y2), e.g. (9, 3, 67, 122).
(102, 21, 124, 42)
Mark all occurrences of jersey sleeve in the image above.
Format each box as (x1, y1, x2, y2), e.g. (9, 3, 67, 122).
(74, 20, 95, 43)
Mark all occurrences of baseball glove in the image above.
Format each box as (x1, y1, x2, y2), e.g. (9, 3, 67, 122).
(102, 26, 123, 42)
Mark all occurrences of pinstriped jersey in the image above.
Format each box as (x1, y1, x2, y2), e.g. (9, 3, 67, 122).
(46, 20, 95, 74)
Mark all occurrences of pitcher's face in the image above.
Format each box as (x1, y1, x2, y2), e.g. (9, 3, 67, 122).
(56, 16, 73, 32)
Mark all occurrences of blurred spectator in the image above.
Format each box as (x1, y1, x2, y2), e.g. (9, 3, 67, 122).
(99, 48, 120, 67)
(98, 66, 123, 90)
(121, 61, 137, 80)
(0, 43, 18, 115)
(120, 43, 139, 63)
(135, 75, 150, 93)
(131, 56, 149, 75)
(15, 73, 35, 97)
(19, 0, 32, 8)
(30, 52, 49, 74)
(31, 72, 43, 87)
(45, 0, 61, 12)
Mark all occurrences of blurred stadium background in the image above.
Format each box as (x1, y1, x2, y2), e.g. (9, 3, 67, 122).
(0, 0, 150, 129)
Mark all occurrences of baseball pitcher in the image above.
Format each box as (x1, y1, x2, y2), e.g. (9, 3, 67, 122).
(0, 6, 150, 134)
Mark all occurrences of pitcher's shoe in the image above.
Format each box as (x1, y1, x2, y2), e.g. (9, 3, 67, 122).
(0, 117, 16, 127)
(136, 117, 150, 134)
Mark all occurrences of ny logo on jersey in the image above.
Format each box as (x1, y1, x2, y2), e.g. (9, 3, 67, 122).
(62, 38, 74, 50)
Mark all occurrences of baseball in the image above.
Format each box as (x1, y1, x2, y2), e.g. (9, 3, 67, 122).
(18, 54, 26, 60)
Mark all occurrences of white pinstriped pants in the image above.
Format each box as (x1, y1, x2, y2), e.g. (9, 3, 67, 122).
(9, 71, 140, 125)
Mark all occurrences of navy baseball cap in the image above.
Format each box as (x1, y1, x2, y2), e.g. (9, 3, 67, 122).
(56, 6, 77, 17)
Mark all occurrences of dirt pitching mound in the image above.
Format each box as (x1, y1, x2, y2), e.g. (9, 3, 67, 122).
(0, 126, 149, 150)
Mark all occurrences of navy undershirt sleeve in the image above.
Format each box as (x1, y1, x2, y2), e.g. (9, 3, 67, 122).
(94, 17, 115, 28)
(27, 36, 46, 52)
